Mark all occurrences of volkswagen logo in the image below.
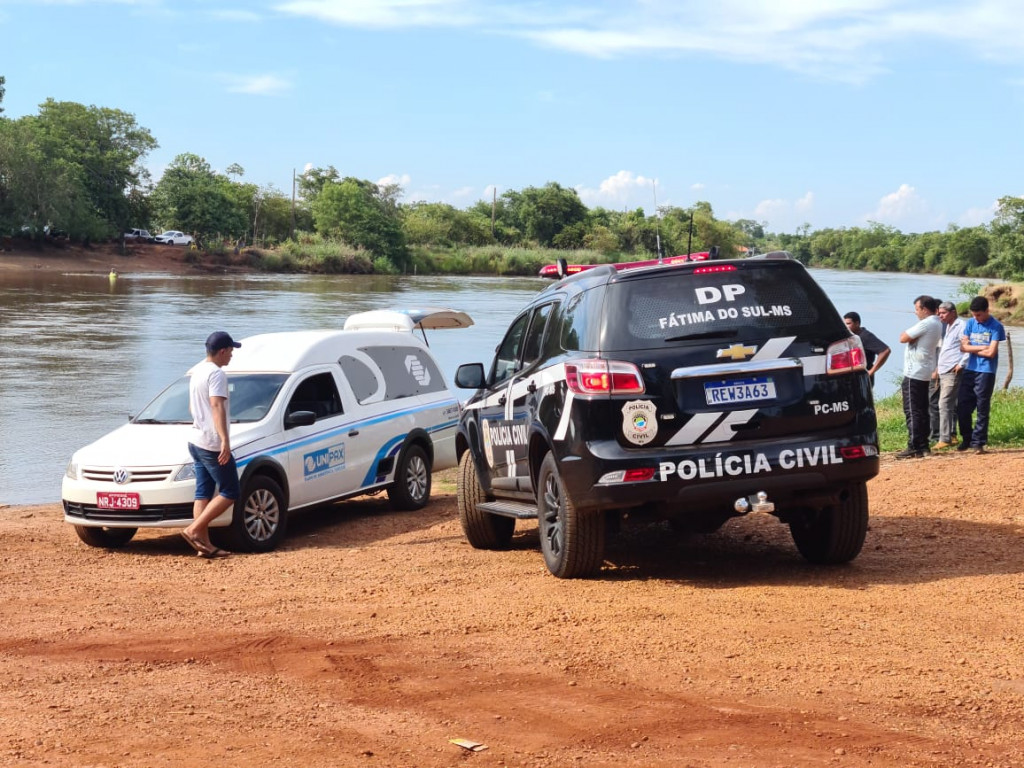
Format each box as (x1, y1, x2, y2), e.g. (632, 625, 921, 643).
(112, 467, 131, 485)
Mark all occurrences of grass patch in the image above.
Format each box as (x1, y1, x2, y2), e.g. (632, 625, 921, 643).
(875, 385, 1024, 452)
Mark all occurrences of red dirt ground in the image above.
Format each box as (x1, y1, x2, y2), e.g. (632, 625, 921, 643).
(2, 453, 1023, 768)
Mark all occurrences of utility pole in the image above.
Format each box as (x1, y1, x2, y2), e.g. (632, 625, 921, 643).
(491, 186, 496, 238)
(290, 168, 296, 241)
(653, 179, 662, 262)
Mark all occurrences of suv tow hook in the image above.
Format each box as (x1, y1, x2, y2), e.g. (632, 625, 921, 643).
(734, 491, 775, 515)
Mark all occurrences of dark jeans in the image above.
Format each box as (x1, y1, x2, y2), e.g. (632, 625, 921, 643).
(901, 377, 930, 452)
(928, 377, 940, 440)
(957, 369, 996, 448)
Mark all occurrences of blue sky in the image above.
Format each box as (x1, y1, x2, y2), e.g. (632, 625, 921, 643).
(2, 0, 1022, 233)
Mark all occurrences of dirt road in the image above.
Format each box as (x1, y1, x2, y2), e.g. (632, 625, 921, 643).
(2, 452, 1022, 768)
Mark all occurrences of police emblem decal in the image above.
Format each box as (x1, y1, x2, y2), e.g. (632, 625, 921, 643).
(621, 400, 658, 446)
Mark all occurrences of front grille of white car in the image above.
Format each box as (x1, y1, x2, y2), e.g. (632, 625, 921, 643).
(81, 466, 176, 484)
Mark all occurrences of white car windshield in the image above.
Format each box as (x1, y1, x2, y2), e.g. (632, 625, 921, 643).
(133, 374, 290, 424)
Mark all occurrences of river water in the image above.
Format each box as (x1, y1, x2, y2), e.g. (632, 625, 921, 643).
(1, 267, 1018, 505)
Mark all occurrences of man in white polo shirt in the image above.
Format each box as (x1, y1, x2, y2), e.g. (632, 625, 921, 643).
(895, 296, 941, 459)
(182, 331, 242, 557)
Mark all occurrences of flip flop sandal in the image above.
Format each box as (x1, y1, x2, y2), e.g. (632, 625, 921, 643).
(197, 547, 231, 559)
(181, 530, 214, 556)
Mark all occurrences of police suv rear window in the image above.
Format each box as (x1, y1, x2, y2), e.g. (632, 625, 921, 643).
(601, 267, 827, 350)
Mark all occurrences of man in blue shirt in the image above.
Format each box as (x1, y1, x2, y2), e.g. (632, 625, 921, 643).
(957, 296, 1006, 454)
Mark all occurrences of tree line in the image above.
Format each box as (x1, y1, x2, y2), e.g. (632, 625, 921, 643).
(2, 92, 1023, 279)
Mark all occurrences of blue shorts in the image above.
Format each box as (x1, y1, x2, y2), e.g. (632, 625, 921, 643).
(188, 443, 241, 501)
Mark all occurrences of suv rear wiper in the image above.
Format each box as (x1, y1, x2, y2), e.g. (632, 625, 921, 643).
(664, 329, 739, 343)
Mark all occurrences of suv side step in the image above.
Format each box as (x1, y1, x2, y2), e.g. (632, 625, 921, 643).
(477, 501, 538, 519)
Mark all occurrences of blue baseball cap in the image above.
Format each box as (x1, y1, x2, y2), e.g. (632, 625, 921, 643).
(205, 331, 242, 353)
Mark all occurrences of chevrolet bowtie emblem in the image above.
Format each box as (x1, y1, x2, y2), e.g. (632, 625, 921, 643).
(716, 343, 758, 361)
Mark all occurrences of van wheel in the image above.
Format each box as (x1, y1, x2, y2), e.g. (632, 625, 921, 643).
(215, 475, 288, 552)
(789, 482, 868, 564)
(537, 452, 604, 578)
(387, 444, 431, 510)
(74, 525, 136, 548)
(457, 451, 513, 549)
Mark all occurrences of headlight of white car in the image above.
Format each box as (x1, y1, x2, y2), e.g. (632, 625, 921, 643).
(65, 461, 78, 480)
(173, 463, 196, 482)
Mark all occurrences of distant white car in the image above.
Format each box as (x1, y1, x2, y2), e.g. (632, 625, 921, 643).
(154, 230, 193, 246)
(62, 308, 473, 553)
(123, 228, 154, 242)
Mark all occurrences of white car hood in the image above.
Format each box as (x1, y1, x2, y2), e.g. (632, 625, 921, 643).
(73, 422, 264, 467)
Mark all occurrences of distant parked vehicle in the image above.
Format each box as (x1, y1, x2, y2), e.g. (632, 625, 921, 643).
(124, 229, 155, 243)
(154, 231, 193, 246)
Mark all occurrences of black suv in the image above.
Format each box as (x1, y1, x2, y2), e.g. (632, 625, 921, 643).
(453, 253, 879, 578)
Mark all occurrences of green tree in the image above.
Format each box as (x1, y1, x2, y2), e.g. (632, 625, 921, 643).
(34, 99, 157, 239)
(987, 196, 1024, 279)
(941, 226, 990, 275)
(297, 165, 339, 205)
(0, 99, 156, 241)
(0, 117, 75, 238)
(150, 153, 247, 242)
(502, 182, 586, 247)
(0, 75, 5, 115)
(402, 201, 492, 247)
(312, 177, 409, 268)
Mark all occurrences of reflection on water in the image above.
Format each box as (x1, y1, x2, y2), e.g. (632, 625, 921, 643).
(1, 267, 1020, 505)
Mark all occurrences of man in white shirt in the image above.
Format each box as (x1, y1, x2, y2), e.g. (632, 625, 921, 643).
(930, 301, 968, 449)
(895, 296, 942, 459)
(182, 331, 242, 557)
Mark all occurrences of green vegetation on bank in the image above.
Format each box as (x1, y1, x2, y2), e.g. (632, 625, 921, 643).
(875, 387, 1024, 452)
(4, 92, 1024, 281)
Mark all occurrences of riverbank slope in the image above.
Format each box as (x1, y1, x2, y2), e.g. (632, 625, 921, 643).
(0, 240, 253, 275)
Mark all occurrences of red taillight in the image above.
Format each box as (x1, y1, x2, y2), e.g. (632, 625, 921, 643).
(623, 467, 657, 482)
(693, 264, 737, 274)
(840, 445, 878, 459)
(827, 336, 866, 374)
(565, 359, 645, 395)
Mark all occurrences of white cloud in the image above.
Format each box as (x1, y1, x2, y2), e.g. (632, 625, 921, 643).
(576, 170, 657, 210)
(690, 182, 705, 192)
(209, 9, 263, 23)
(753, 198, 788, 220)
(273, 1, 1024, 83)
(378, 173, 413, 188)
(795, 191, 815, 212)
(958, 202, 998, 227)
(273, 0, 478, 28)
(867, 183, 928, 225)
(222, 73, 291, 95)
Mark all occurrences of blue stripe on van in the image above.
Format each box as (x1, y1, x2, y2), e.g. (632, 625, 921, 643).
(234, 399, 458, 479)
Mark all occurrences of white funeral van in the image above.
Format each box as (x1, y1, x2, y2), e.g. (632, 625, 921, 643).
(62, 308, 472, 552)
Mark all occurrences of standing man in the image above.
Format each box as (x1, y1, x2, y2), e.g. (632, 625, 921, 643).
(930, 301, 968, 449)
(182, 331, 242, 558)
(957, 296, 1006, 454)
(896, 296, 942, 459)
(843, 311, 891, 386)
